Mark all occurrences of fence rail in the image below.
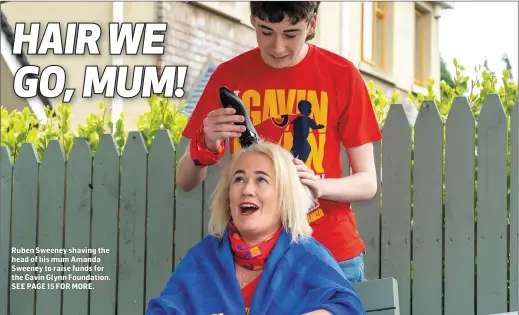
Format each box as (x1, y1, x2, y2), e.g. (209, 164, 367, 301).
(0, 94, 517, 315)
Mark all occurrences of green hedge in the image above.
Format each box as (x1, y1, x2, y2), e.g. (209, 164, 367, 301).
(1, 94, 187, 161)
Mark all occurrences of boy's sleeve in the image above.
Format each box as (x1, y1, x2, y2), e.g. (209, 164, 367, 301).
(182, 62, 230, 140)
(338, 65, 383, 148)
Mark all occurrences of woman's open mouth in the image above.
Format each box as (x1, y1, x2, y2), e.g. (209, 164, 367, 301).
(239, 202, 259, 216)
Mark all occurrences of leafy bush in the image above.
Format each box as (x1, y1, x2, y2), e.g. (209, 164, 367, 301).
(368, 58, 517, 125)
(0, 95, 188, 161)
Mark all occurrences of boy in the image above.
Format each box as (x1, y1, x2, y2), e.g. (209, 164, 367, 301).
(175, 2, 381, 283)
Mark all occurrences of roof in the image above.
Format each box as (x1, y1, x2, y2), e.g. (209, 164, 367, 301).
(1, 8, 53, 110)
(183, 60, 216, 118)
(433, 1, 455, 10)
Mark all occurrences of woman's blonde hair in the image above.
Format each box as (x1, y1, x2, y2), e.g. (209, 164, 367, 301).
(208, 140, 314, 243)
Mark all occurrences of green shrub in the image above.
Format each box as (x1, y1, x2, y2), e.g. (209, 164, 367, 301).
(368, 58, 517, 125)
(367, 58, 517, 213)
(0, 95, 188, 161)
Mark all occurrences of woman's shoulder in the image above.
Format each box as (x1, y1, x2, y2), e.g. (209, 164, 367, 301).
(288, 236, 338, 266)
(278, 236, 349, 284)
(293, 235, 331, 252)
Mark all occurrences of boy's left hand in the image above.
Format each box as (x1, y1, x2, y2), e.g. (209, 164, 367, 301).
(293, 158, 322, 199)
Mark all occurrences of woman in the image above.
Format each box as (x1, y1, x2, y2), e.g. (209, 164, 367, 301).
(146, 141, 366, 315)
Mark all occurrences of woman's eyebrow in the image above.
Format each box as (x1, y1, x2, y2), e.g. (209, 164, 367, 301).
(233, 170, 271, 178)
(254, 171, 271, 178)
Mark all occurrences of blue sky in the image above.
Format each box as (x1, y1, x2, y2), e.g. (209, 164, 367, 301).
(439, 2, 519, 83)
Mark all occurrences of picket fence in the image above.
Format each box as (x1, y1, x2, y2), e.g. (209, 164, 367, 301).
(0, 94, 517, 315)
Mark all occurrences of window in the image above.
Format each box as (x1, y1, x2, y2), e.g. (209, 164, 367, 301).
(414, 9, 425, 86)
(361, 1, 386, 69)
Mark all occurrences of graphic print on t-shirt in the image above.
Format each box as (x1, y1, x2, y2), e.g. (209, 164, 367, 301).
(230, 88, 328, 175)
(288, 100, 325, 162)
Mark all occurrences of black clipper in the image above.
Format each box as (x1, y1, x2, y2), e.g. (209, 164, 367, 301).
(219, 86, 260, 148)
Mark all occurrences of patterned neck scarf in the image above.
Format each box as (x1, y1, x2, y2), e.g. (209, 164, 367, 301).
(228, 221, 282, 271)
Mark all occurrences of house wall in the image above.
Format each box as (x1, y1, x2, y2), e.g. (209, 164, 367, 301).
(312, 2, 343, 55)
(1, 56, 27, 112)
(157, 1, 257, 92)
(343, 1, 442, 124)
(1, 1, 157, 130)
(2, 1, 445, 130)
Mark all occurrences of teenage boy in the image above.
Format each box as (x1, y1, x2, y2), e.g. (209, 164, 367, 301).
(175, 2, 381, 283)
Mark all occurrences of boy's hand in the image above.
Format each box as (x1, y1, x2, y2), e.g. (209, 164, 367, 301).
(293, 158, 323, 199)
(203, 108, 246, 150)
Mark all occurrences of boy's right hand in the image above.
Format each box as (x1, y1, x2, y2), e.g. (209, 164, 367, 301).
(203, 108, 246, 150)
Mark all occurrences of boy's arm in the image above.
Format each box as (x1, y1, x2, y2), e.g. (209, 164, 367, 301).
(302, 142, 378, 202)
(333, 64, 382, 202)
(296, 142, 378, 203)
(175, 62, 231, 192)
(175, 142, 209, 192)
(298, 64, 381, 203)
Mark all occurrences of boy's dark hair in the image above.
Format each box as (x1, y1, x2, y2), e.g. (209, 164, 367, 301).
(250, 2, 320, 41)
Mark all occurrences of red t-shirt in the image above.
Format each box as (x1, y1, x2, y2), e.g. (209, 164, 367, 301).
(242, 276, 260, 314)
(183, 44, 382, 262)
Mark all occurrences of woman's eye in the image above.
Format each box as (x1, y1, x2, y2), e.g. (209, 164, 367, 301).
(256, 177, 267, 183)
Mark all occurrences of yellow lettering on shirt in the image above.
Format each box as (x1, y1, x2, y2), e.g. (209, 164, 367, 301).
(263, 89, 279, 120)
(241, 89, 262, 126)
(307, 208, 325, 224)
(232, 88, 329, 174)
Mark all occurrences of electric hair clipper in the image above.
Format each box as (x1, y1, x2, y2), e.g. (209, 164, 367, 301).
(219, 86, 259, 148)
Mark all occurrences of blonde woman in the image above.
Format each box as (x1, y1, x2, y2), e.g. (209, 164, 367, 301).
(146, 141, 366, 315)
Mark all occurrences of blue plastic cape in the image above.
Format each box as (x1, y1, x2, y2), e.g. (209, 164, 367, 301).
(145, 226, 366, 315)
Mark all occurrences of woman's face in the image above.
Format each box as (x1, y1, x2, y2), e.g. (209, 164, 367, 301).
(229, 152, 281, 245)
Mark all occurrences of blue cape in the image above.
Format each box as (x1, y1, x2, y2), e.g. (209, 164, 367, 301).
(146, 226, 366, 315)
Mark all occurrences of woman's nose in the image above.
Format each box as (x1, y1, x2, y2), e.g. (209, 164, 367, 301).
(241, 182, 255, 196)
